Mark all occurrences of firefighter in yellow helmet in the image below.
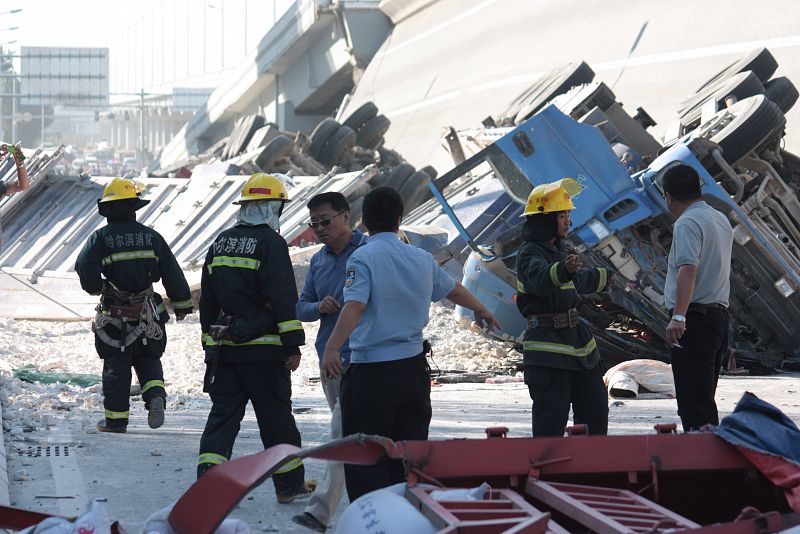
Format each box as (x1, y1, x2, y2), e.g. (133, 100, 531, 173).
(197, 173, 316, 503)
(75, 178, 194, 433)
(515, 178, 612, 437)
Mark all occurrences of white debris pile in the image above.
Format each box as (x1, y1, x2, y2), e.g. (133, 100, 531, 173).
(0, 316, 323, 431)
(422, 304, 514, 373)
(0, 300, 516, 430)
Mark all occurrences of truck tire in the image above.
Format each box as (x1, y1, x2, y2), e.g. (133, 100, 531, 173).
(499, 62, 594, 124)
(512, 61, 595, 125)
(356, 115, 391, 149)
(384, 162, 415, 192)
(308, 118, 341, 160)
(223, 115, 266, 160)
(317, 126, 356, 167)
(399, 170, 433, 214)
(765, 77, 799, 114)
(682, 48, 778, 115)
(343, 101, 379, 131)
(255, 135, 294, 171)
(695, 94, 785, 174)
(679, 71, 765, 127)
(346, 182, 372, 202)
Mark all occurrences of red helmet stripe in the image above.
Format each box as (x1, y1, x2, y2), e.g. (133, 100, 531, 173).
(248, 187, 272, 195)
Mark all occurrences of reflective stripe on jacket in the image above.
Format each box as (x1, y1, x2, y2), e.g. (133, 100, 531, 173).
(199, 223, 305, 362)
(75, 220, 194, 320)
(516, 240, 608, 370)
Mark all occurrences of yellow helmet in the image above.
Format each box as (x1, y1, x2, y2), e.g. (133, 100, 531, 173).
(99, 177, 146, 203)
(235, 173, 290, 204)
(521, 178, 582, 216)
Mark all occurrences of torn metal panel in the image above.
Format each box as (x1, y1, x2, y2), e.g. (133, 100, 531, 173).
(0, 161, 374, 278)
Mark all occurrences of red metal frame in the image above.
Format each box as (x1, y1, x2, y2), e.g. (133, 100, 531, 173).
(164, 430, 800, 533)
(3, 429, 799, 533)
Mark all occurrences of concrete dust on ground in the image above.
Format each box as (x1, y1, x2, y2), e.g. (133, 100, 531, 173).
(4, 373, 800, 532)
(1, 310, 799, 532)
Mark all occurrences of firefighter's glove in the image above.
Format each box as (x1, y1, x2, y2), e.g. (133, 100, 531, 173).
(565, 254, 583, 274)
(209, 324, 231, 340)
(284, 345, 301, 372)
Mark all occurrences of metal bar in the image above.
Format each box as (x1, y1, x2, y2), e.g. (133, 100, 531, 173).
(391, 434, 751, 480)
(438, 500, 515, 510)
(548, 481, 699, 526)
(405, 486, 462, 530)
(444, 510, 532, 520)
(525, 479, 633, 534)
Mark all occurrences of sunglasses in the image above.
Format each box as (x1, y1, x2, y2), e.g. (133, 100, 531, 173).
(308, 210, 346, 229)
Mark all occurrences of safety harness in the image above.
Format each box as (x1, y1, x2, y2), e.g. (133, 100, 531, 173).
(92, 281, 163, 352)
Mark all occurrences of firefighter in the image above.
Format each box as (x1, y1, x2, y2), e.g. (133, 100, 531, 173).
(516, 178, 610, 437)
(75, 177, 194, 433)
(197, 173, 315, 504)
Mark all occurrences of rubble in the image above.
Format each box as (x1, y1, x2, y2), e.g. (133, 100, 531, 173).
(152, 102, 439, 226)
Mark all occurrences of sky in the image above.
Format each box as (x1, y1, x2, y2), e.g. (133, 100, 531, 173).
(5, 0, 293, 94)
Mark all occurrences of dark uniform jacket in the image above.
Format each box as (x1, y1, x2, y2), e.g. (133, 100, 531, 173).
(516, 239, 608, 370)
(75, 220, 194, 322)
(199, 223, 305, 362)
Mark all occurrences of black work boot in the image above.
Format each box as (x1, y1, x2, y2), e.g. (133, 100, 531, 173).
(291, 512, 327, 532)
(96, 419, 127, 433)
(148, 397, 165, 429)
(197, 462, 215, 480)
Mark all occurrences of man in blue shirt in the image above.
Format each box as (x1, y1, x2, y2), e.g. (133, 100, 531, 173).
(322, 186, 500, 500)
(292, 192, 366, 533)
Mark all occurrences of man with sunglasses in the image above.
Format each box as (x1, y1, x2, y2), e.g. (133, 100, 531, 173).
(292, 191, 366, 533)
(322, 186, 500, 501)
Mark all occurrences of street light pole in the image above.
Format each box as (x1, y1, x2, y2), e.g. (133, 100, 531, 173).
(139, 88, 146, 169)
(203, 3, 206, 74)
(10, 75, 15, 141)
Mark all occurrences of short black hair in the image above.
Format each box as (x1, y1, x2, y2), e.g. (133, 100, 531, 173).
(307, 191, 349, 212)
(662, 164, 702, 202)
(362, 186, 403, 233)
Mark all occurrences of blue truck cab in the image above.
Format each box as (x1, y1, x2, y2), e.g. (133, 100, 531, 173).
(429, 93, 800, 369)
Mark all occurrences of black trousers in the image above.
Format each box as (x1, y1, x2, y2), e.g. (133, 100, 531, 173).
(198, 360, 304, 494)
(341, 353, 431, 501)
(97, 331, 167, 428)
(525, 363, 608, 437)
(670, 306, 729, 432)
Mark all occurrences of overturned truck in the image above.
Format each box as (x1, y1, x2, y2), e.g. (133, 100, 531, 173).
(418, 49, 800, 372)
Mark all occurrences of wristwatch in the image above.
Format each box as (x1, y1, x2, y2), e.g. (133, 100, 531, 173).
(671, 314, 686, 322)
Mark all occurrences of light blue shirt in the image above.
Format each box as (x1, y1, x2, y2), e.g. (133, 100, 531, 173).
(297, 230, 367, 364)
(343, 232, 456, 363)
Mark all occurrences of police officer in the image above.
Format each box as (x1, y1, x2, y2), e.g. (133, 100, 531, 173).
(197, 173, 315, 504)
(75, 177, 194, 433)
(516, 178, 610, 437)
(322, 186, 500, 500)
